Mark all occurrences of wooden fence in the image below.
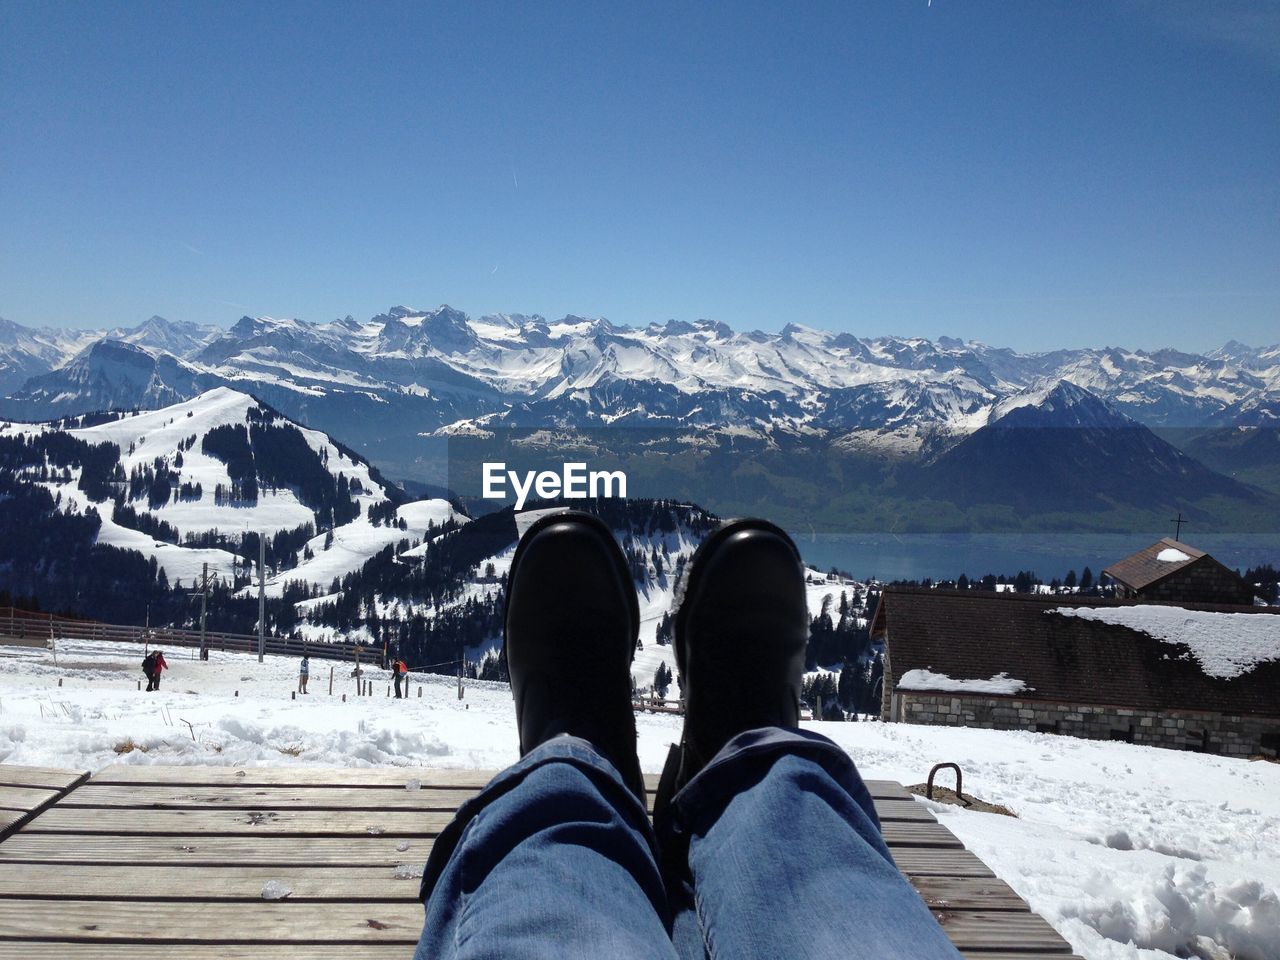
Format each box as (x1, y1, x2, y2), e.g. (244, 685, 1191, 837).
(0, 607, 364, 664)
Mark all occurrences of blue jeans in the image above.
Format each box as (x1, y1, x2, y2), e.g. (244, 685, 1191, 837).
(416, 728, 962, 959)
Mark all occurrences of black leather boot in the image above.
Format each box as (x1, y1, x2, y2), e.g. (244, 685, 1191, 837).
(655, 518, 808, 815)
(504, 510, 646, 803)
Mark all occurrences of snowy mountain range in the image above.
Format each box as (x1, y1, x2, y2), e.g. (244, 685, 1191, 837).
(2, 307, 1278, 478)
(3, 306, 1279, 535)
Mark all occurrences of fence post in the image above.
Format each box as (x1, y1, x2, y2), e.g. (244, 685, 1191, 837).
(329, 666, 334, 696)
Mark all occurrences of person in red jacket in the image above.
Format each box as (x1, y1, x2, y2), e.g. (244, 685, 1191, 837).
(393, 658, 407, 699)
(144, 650, 168, 692)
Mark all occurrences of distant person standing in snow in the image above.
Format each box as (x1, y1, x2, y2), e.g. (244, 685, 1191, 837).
(299, 656, 310, 694)
(144, 650, 168, 691)
(393, 658, 407, 698)
(414, 513, 963, 960)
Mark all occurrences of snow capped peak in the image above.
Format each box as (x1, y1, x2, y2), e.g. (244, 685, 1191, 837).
(987, 379, 1130, 429)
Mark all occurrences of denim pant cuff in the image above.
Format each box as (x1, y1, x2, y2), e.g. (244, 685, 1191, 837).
(419, 735, 651, 903)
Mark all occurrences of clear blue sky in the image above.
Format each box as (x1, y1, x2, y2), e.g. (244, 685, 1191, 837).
(2, 1, 1277, 352)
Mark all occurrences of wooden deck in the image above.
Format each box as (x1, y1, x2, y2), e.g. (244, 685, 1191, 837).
(0, 763, 1080, 958)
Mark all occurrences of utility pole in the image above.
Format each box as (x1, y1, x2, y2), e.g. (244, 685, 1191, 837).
(198, 562, 209, 661)
(258, 537, 266, 663)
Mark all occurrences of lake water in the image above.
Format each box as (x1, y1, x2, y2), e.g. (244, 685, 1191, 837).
(789, 532, 1280, 583)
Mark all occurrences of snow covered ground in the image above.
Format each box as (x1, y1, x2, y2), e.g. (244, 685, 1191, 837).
(0, 638, 1276, 960)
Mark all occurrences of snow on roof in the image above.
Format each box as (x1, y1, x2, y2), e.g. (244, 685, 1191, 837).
(899, 669, 1031, 695)
(1102, 538, 1207, 592)
(1049, 605, 1280, 680)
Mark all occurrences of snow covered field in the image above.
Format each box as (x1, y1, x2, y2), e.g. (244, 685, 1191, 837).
(0, 638, 1276, 960)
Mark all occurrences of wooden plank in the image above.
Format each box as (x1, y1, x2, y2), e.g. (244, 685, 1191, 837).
(88, 766, 505, 789)
(0, 864, 420, 901)
(28, 800, 460, 836)
(0, 899, 1064, 952)
(23, 808, 457, 836)
(87, 766, 912, 800)
(964, 954, 1085, 960)
(0, 834, 430, 866)
(59, 785, 934, 822)
(0, 899, 423, 943)
(874, 798, 937, 822)
(0, 785, 60, 811)
(0, 865, 1029, 912)
(864, 779, 914, 799)
(892, 847, 997, 878)
(0, 830, 962, 866)
(58, 785, 475, 811)
(89, 765, 506, 789)
(0, 946, 410, 959)
(21, 807, 958, 846)
(910, 876, 1030, 912)
(934, 911, 1072, 953)
(0, 764, 88, 791)
(0, 773, 84, 843)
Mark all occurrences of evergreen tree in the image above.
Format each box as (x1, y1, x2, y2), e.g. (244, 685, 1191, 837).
(653, 661, 673, 698)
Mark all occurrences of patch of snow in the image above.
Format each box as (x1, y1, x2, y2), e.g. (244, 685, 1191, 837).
(1157, 548, 1192, 562)
(1049, 606, 1280, 679)
(899, 669, 1031, 695)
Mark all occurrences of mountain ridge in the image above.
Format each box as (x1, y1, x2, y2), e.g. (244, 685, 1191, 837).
(2, 307, 1278, 485)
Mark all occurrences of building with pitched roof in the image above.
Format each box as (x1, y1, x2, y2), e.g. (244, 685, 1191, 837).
(1102, 538, 1253, 605)
(871, 587, 1280, 757)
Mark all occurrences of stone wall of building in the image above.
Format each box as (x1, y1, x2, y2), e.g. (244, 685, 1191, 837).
(885, 691, 1280, 758)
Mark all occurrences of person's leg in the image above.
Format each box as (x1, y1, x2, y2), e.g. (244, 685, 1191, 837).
(656, 519, 960, 960)
(658, 728, 962, 960)
(416, 511, 670, 958)
(416, 736, 677, 960)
